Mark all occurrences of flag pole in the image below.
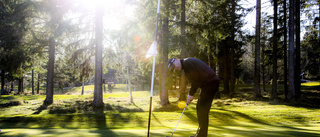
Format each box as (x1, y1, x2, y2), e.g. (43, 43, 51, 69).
(147, 0, 160, 136)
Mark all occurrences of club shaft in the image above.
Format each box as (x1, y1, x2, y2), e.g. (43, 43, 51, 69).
(172, 104, 188, 135)
(147, 96, 152, 137)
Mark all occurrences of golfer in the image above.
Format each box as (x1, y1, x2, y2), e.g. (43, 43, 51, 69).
(168, 58, 219, 137)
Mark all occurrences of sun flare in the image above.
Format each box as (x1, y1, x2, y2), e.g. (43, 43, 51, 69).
(77, 0, 135, 30)
(78, 0, 107, 9)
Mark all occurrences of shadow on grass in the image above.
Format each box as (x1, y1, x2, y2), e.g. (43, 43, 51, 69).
(153, 104, 180, 112)
(213, 108, 271, 125)
(0, 101, 21, 108)
(0, 129, 142, 137)
(264, 90, 320, 109)
(184, 111, 197, 123)
(32, 104, 48, 114)
(234, 85, 320, 109)
(207, 108, 320, 137)
(209, 125, 320, 137)
(0, 132, 29, 137)
(1, 127, 319, 137)
(1, 101, 145, 130)
(0, 95, 15, 101)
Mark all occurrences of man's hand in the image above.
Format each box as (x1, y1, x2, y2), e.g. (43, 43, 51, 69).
(187, 95, 194, 104)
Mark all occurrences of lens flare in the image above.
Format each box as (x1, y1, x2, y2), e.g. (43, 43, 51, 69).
(134, 35, 141, 42)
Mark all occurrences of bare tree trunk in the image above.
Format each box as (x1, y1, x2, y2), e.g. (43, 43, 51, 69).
(37, 73, 40, 94)
(230, 0, 236, 96)
(93, 4, 104, 107)
(160, 0, 169, 106)
(160, 61, 169, 105)
(262, 39, 266, 92)
(134, 70, 137, 91)
(271, 0, 278, 99)
(18, 78, 24, 94)
(283, 0, 288, 99)
(319, 0, 320, 75)
(295, 0, 301, 99)
(11, 81, 14, 92)
(32, 68, 34, 95)
(125, 78, 128, 92)
(288, 0, 295, 100)
(178, 0, 188, 101)
(223, 40, 230, 95)
(44, 37, 55, 105)
(254, 0, 262, 98)
(127, 67, 133, 103)
(18, 79, 21, 94)
(82, 81, 84, 95)
(1, 70, 4, 95)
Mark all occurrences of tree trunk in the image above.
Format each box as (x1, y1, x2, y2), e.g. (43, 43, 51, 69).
(125, 78, 128, 92)
(82, 81, 84, 95)
(127, 67, 134, 103)
(230, 0, 236, 96)
(1, 70, 4, 95)
(254, 0, 262, 98)
(18, 77, 24, 94)
(178, 0, 188, 101)
(11, 82, 14, 92)
(294, 0, 301, 99)
(32, 68, 34, 95)
(93, 4, 104, 107)
(283, 0, 288, 99)
(262, 38, 266, 92)
(18, 79, 21, 94)
(271, 0, 278, 99)
(37, 73, 40, 94)
(288, 0, 295, 100)
(44, 37, 55, 105)
(160, 61, 169, 105)
(223, 40, 230, 95)
(319, 0, 320, 75)
(103, 79, 106, 93)
(160, 0, 169, 106)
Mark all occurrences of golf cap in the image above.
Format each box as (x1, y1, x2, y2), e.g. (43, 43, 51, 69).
(168, 58, 176, 71)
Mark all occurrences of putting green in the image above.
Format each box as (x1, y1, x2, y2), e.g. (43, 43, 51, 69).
(1, 123, 320, 137)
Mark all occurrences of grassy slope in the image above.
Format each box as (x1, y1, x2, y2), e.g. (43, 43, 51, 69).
(0, 84, 320, 137)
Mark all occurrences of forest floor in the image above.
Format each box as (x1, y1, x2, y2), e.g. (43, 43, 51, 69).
(0, 83, 320, 137)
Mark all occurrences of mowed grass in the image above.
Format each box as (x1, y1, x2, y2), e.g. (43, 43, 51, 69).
(301, 82, 320, 86)
(0, 84, 320, 137)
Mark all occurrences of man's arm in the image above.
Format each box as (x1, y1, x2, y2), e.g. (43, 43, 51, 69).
(187, 83, 198, 103)
(189, 83, 198, 96)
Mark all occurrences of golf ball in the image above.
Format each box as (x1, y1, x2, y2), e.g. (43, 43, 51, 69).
(178, 101, 186, 109)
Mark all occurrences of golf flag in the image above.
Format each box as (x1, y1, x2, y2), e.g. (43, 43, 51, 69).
(147, 0, 160, 136)
(146, 41, 158, 58)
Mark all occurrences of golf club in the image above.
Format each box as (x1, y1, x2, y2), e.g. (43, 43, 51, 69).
(167, 101, 189, 137)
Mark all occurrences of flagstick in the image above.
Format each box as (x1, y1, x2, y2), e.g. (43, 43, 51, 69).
(147, 55, 156, 137)
(147, 0, 160, 137)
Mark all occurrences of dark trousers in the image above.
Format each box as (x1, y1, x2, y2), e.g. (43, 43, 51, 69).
(196, 80, 219, 137)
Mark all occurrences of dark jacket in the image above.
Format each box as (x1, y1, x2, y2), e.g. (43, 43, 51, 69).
(181, 58, 219, 96)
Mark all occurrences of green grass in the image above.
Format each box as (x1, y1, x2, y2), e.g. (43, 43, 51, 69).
(301, 82, 320, 91)
(1, 84, 320, 137)
(301, 82, 320, 86)
(22, 84, 139, 95)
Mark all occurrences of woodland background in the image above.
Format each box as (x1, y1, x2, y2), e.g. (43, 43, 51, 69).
(0, 0, 319, 106)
